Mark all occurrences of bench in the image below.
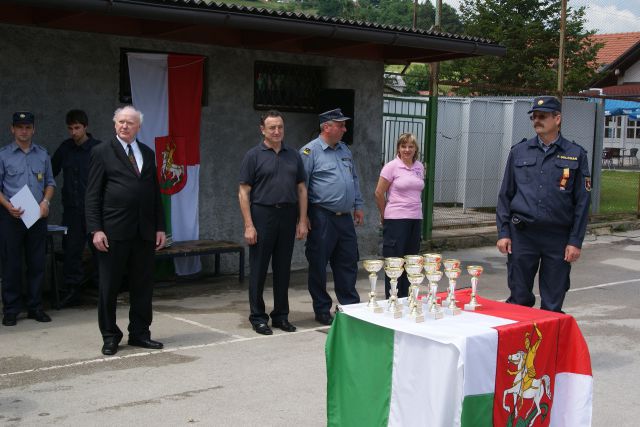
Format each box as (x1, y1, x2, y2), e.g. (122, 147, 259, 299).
(51, 239, 245, 308)
(155, 239, 245, 282)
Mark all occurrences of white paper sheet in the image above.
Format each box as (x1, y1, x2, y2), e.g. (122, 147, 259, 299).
(9, 185, 41, 229)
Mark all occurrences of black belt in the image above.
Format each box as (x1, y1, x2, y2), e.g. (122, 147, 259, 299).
(254, 203, 295, 209)
(311, 204, 349, 216)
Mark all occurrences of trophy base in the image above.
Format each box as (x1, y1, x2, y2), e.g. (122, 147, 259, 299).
(409, 314, 425, 323)
(370, 306, 384, 313)
(426, 310, 444, 320)
(444, 306, 462, 316)
(386, 309, 403, 319)
(464, 303, 482, 311)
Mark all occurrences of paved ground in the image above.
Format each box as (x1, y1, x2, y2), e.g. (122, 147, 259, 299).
(0, 230, 639, 426)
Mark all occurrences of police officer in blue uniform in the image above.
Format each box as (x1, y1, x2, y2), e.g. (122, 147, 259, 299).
(52, 110, 101, 306)
(0, 112, 56, 326)
(300, 108, 363, 325)
(496, 96, 591, 312)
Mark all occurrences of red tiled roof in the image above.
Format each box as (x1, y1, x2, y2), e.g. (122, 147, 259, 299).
(591, 32, 640, 66)
(601, 84, 640, 97)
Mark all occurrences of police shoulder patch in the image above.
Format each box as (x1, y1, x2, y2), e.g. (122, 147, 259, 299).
(302, 148, 311, 155)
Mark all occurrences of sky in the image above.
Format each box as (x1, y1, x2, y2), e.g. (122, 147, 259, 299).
(443, 0, 640, 34)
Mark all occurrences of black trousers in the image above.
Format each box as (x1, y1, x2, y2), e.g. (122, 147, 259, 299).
(61, 208, 97, 289)
(0, 212, 46, 315)
(382, 218, 422, 298)
(97, 236, 155, 343)
(305, 206, 360, 315)
(248, 204, 297, 325)
(506, 223, 571, 312)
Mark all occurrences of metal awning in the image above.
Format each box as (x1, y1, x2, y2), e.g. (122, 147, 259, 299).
(605, 99, 640, 119)
(0, 0, 506, 64)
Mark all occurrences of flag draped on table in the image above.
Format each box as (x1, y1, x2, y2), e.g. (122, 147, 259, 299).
(326, 290, 592, 427)
(127, 53, 204, 275)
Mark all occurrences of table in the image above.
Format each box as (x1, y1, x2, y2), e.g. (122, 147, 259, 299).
(155, 240, 245, 281)
(326, 289, 592, 427)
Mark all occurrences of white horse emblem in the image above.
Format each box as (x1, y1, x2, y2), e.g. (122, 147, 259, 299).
(503, 350, 552, 426)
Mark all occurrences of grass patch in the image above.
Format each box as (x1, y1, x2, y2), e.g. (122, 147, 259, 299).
(599, 170, 640, 214)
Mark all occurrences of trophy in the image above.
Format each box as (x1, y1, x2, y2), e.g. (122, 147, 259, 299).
(404, 263, 423, 307)
(424, 269, 443, 319)
(363, 259, 385, 313)
(464, 265, 484, 311)
(423, 253, 442, 264)
(384, 265, 404, 318)
(444, 267, 462, 316)
(407, 273, 425, 323)
(404, 255, 424, 266)
(442, 259, 461, 306)
(385, 257, 405, 269)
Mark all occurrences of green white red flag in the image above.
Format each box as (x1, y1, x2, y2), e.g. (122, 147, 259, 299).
(326, 290, 592, 426)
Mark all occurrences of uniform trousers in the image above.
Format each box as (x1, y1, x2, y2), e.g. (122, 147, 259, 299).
(248, 204, 297, 326)
(61, 208, 97, 290)
(506, 223, 571, 312)
(382, 218, 422, 298)
(97, 236, 155, 343)
(306, 205, 360, 315)
(0, 212, 46, 315)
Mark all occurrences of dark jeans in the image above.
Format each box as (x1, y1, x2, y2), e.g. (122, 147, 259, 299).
(62, 208, 98, 289)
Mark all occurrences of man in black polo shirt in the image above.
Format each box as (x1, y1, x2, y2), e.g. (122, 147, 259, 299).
(238, 110, 309, 335)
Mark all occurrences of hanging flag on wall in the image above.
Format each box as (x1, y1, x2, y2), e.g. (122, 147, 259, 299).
(128, 52, 205, 275)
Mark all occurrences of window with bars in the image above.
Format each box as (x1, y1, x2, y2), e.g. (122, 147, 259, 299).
(254, 61, 324, 112)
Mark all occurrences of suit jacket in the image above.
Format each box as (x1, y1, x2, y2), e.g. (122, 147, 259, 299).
(85, 139, 165, 241)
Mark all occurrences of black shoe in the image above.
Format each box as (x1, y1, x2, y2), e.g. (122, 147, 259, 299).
(128, 338, 164, 349)
(252, 322, 273, 335)
(27, 310, 51, 322)
(315, 313, 334, 326)
(2, 313, 17, 326)
(101, 341, 119, 356)
(271, 319, 297, 332)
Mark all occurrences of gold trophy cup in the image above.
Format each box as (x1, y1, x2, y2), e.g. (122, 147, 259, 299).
(363, 259, 385, 313)
(384, 265, 404, 318)
(442, 259, 461, 305)
(404, 263, 423, 307)
(444, 267, 462, 316)
(407, 273, 425, 323)
(464, 265, 484, 311)
(424, 269, 444, 319)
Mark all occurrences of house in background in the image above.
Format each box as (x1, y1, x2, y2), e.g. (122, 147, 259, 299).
(588, 32, 640, 155)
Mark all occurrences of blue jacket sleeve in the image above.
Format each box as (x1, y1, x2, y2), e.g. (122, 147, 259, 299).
(496, 152, 515, 239)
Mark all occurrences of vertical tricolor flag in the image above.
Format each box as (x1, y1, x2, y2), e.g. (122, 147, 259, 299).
(327, 290, 592, 426)
(128, 52, 204, 275)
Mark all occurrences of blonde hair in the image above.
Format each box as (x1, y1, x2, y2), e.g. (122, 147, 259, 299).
(396, 133, 418, 162)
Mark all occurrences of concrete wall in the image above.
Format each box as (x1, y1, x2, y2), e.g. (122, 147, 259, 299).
(0, 23, 384, 272)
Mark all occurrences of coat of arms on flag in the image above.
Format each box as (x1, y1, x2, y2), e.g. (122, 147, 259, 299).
(155, 135, 187, 195)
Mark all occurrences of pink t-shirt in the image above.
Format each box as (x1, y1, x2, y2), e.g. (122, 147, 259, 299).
(380, 157, 425, 219)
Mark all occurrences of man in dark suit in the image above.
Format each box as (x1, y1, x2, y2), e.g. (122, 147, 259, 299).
(85, 105, 166, 356)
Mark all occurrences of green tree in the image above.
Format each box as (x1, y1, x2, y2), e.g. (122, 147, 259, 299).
(450, 0, 601, 95)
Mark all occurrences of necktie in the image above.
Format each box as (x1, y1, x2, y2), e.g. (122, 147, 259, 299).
(127, 144, 140, 176)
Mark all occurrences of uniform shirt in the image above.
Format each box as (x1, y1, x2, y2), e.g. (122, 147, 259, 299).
(52, 135, 101, 211)
(239, 142, 305, 205)
(0, 141, 56, 203)
(300, 137, 363, 213)
(379, 157, 424, 219)
(496, 134, 591, 248)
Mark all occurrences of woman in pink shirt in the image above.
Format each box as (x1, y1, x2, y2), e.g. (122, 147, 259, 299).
(374, 133, 425, 298)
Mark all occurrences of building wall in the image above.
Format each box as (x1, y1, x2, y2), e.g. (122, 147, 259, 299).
(0, 23, 384, 272)
(619, 60, 640, 84)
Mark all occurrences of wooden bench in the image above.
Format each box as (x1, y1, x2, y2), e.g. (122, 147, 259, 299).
(155, 239, 245, 282)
